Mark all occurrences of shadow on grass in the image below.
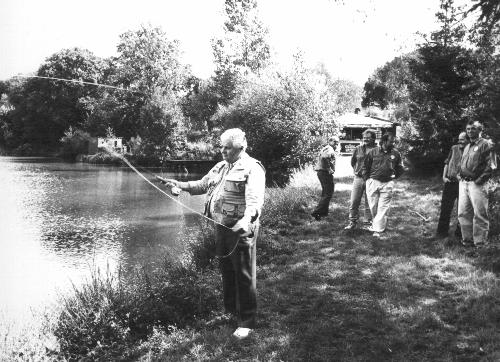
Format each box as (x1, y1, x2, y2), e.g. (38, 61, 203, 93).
(254, 178, 500, 361)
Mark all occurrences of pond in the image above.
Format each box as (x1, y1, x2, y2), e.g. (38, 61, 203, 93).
(0, 157, 205, 320)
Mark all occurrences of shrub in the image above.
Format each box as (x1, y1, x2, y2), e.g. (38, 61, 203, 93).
(53, 225, 222, 360)
(261, 186, 314, 228)
(59, 127, 91, 160)
(212, 67, 359, 185)
(487, 175, 500, 239)
(54, 269, 130, 360)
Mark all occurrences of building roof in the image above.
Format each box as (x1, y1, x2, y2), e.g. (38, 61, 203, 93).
(337, 113, 395, 128)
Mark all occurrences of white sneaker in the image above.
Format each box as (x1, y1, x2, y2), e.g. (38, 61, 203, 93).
(344, 221, 357, 230)
(232, 327, 252, 340)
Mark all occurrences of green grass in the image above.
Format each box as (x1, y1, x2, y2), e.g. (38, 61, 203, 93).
(7, 172, 500, 361)
(137, 174, 500, 361)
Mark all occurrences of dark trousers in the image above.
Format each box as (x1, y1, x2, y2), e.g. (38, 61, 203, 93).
(437, 181, 461, 237)
(216, 224, 257, 328)
(313, 170, 334, 216)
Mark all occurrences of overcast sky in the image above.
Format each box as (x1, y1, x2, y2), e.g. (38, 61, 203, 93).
(0, 0, 443, 86)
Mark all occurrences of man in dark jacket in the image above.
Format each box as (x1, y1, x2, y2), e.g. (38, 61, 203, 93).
(458, 120, 493, 246)
(362, 132, 404, 237)
(436, 132, 468, 239)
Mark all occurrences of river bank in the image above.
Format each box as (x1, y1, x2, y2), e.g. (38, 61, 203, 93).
(3, 170, 500, 361)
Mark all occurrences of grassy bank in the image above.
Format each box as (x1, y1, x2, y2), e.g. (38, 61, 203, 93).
(4, 169, 500, 361)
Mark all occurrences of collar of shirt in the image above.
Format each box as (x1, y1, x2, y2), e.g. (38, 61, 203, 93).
(469, 137, 482, 146)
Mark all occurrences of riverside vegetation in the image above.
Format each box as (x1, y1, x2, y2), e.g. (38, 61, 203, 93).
(2, 166, 500, 361)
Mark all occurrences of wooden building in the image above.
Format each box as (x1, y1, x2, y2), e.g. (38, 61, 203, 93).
(337, 112, 398, 155)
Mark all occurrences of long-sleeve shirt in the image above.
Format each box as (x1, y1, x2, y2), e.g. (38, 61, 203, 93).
(459, 137, 493, 184)
(444, 145, 464, 181)
(314, 145, 336, 174)
(351, 144, 376, 177)
(362, 146, 404, 182)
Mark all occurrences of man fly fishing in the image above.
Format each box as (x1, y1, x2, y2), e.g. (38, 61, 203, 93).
(158, 128, 266, 340)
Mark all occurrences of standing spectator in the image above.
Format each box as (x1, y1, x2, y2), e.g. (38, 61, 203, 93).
(436, 132, 469, 239)
(362, 132, 404, 237)
(159, 128, 266, 339)
(344, 129, 377, 230)
(311, 136, 339, 221)
(458, 120, 493, 247)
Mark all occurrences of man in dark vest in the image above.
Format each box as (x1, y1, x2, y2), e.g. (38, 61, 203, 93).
(311, 136, 339, 221)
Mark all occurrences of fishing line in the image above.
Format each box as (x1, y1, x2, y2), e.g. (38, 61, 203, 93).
(14, 73, 246, 258)
(101, 147, 245, 259)
(102, 146, 229, 228)
(13, 75, 142, 94)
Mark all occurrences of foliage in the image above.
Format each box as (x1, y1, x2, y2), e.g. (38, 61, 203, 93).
(213, 59, 360, 185)
(4, 48, 106, 152)
(53, 229, 221, 360)
(362, 0, 498, 173)
(261, 185, 314, 228)
(487, 175, 500, 238)
(54, 270, 131, 360)
(87, 25, 190, 160)
(212, 0, 271, 76)
(59, 126, 91, 159)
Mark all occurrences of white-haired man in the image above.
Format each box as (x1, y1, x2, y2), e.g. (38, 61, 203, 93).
(458, 120, 493, 247)
(311, 136, 339, 220)
(160, 128, 265, 339)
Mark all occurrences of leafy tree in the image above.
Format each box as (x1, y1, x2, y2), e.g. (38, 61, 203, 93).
(87, 25, 190, 158)
(363, 0, 485, 173)
(180, 76, 220, 132)
(213, 63, 360, 185)
(5, 48, 105, 153)
(212, 0, 271, 75)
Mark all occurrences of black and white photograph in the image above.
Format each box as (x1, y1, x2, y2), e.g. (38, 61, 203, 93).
(1, 0, 499, 360)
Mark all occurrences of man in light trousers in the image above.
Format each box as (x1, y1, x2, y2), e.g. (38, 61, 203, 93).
(458, 120, 493, 247)
(362, 132, 404, 237)
(344, 129, 377, 230)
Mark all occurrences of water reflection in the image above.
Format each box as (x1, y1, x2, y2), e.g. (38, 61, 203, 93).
(0, 157, 205, 318)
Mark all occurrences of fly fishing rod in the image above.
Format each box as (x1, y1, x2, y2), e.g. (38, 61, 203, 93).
(16, 74, 248, 258)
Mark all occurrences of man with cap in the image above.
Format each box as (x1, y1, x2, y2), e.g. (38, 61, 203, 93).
(344, 129, 377, 230)
(436, 132, 469, 239)
(458, 120, 493, 247)
(311, 136, 339, 220)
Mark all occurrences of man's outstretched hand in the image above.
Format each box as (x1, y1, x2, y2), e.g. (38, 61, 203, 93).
(156, 176, 179, 188)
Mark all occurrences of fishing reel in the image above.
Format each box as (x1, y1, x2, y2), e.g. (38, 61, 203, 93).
(155, 176, 181, 196)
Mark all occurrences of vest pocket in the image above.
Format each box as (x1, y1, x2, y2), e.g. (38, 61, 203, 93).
(224, 178, 246, 192)
(221, 202, 246, 218)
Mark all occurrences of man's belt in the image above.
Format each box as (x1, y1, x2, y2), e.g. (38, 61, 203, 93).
(461, 176, 474, 182)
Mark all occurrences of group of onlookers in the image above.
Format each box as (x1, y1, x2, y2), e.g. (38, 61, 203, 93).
(437, 120, 496, 246)
(312, 120, 496, 245)
(158, 122, 496, 341)
(312, 129, 404, 238)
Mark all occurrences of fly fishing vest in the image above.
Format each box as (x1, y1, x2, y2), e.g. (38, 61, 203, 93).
(205, 155, 264, 221)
